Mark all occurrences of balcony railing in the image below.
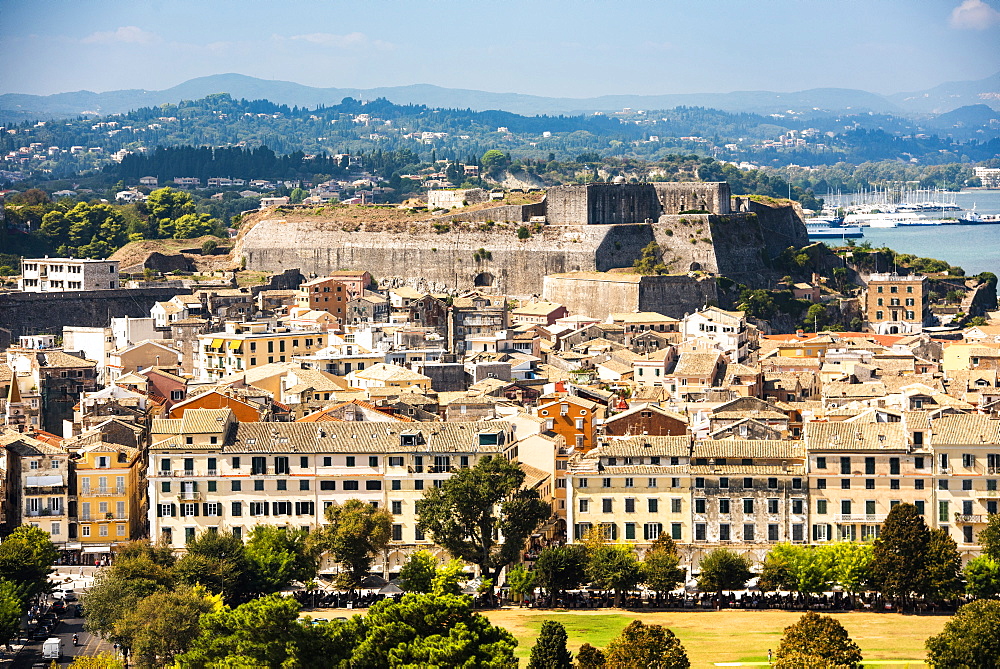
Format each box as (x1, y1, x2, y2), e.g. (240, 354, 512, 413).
(87, 487, 126, 497)
(178, 490, 203, 501)
(833, 514, 887, 523)
(25, 509, 62, 517)
(955, 514, 985, 523)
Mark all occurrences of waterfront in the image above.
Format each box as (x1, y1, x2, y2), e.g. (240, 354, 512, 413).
(823, 190, 1000, 277)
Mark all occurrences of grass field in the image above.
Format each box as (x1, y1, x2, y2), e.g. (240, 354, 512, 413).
(481, 608, 950, 667)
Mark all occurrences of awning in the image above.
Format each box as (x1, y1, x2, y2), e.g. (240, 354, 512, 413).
(82, 546, 112, 553)
(65, 542, 82, 550)
(27, 475, 63, 487)
(227, 341, 242, 350)
(211, 339, 224, 349)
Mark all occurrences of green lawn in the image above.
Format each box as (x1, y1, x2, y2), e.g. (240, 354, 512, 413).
(483, 608, 949, 667)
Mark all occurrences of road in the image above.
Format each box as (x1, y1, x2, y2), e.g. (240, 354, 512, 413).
(10, 608, 115, 669)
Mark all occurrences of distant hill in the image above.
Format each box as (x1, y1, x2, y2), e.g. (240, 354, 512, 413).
(0, 73, 905, 122)
(1, 71, 997, 125)
(889, 71, 1000, 114)
(925, 103, 1000, 128)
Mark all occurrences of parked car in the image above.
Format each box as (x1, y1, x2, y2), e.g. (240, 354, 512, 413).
(54, 588, 77, 602)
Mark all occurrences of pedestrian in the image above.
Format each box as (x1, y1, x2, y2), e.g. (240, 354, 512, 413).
(768, 648, 772, 664)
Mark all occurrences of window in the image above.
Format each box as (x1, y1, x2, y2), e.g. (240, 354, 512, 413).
(391, 501, 402, 515)
(578, 478, 588, 488)
(792, 478, 802, 490)
(251, 457, 266, 475)
(695, 477, 705, 489)
(792, 499, 804, 515)
(671, 523, 682, 540)
(369, 456, 379, 467)
(625, 498, 635, 513)
(768, 524, 779, 542)
(694, 498, 706, 514)
(643, 523, 662, 541)
(625, 523, 636, 540)
(254, 480, 264, 492)
(366, 480, 382, 490)
(816, 457, 827, 469)
(743, 498, 754, 514)
(939, 479, 949, 490)
(323, 457, 332, 467)
(671, 498, 682, 513)
(299, 480, 310, 491)
(648, 498, 659, 513)
(648, 478, 657, 488)
(719, 524, 731, 541)
(743, 477, 753, 489)
(963, 453, 976, 468)
(866, 479, 875, 490)
(602, 498, 613, 513)
(768, 477, 778, 489)
(204, 503, 220, 516)
(388, 456, 404, 467)
(817, 500, 827, 514)
(890, 457, 900, 475)
(865, 457, 875, 475)
(840, 457, 851, 475)
(744, 524, 755, 541)
(939, 500, 950, 523)
(277, 480, 287, 491)
(231, 502, 242, 516)
(719, 477, 729, 489)
(695, 523, 706, 541)
(719, 498, 731, 514)
(346, 456, 356, 467)
(841, 500, 852, 515)
(579, 499, 589, 513)
(161, 481, 171, 493)
(890, 479, 900, 490)
(841, 479, 851, 490)
(767, 499, 779, 514)
(915, 479, 925, 490)
(343, 481, 359, 491)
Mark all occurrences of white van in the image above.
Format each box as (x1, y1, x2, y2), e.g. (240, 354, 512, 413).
(42, 637, 62, 660)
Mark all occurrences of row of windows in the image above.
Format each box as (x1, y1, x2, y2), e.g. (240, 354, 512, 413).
(815, 455, 915, 473)
(875, 297, 916, 307)
(813, 478, 998, 491)
(158, 454, 470, 473)
(874, 310, 916, 321)
(875, 285, 915, 294)
(575, 476, 797, 490)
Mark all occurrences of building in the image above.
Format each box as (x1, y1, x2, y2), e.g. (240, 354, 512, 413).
(973, 166, 1000, 189)
(5, 337, 100, 433)
(297, 277, 350, 321)
(72, 440, 144, 556)
(449, 293, 509, 354)
(146, 408, 517, 563)
(680, 307, 752, 362)
(511, 301, 568, 327)
(1, 431, 71, 549)
(19, 258, 120, 292)
(864, 273, 926, 335)
(535, 395, 605, 452)
(195, 322, 329, 380)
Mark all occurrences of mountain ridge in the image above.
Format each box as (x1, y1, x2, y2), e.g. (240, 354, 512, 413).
(1, 71, 998, 122)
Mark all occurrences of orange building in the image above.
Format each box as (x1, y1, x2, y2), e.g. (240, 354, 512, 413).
(298, 277, 350, 320)
(536, 395, 605, 452)
(167, 389, 267, 422)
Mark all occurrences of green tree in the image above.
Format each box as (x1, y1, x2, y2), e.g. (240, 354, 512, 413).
(244, 526, 318, 595)
(431, 559, 468, 596)
(481, 149, 510, 176)
(604, 620, 689, 669)
(575, 643, 606, 669)
(0, 580, 23, 649)
(506, 563, 537, 604)
(83, 553, 174, 647)
(0, 525, 59, 599)
(147, 187, 195, 229)
(697, 549, 752, 599)
(200, 238, 218, 255)
(397, 549, 437, 593)
(528, 620, 573, 669)
(348, 592, 518, 668)
(979, 513, 1000, 561)
(289, 187, 307, 204)
(633, 241, 668, 275)
(586, 542, 643, 608)
(964, 556, 1000, 599)
(919, 529, 963, 601)
(925, 599, 1000, 668)
(67, 653, 125, 668)
(535, 545, 587, 607)
(415, 455, 550, 595)
(314, 499, 392, 591)
(871, 503, 930, 610)
(774, 611, 862, 669)
(828, 542, 874, 600)
(169, 212, 220, 239)
(113, 587, 219, 667)
(177, 593, 340, 668)
(174, 530, 252, 602)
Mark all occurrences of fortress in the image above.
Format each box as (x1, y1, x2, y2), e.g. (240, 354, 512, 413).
(235, 182, 809, 313)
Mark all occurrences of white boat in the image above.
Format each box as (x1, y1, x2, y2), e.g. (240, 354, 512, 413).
(843, 212, 935, 228)
(806, 220, 864, 238)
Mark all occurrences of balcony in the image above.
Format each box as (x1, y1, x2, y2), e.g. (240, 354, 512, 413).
(833, 514, 887, 523)
(25, 509, 62, 517)
(207, 469, 218, 477)
(955, 514, 985, 524)
(178, 490, 203, 501)
(87, 487, 126, 497)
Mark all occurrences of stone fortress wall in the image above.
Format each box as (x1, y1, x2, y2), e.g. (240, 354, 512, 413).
(235, 181, 808, 302)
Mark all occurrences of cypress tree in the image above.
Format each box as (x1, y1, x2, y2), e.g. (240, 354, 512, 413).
(528, 620, 573, 669)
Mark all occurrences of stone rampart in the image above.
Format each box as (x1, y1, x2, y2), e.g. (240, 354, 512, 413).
(542, 272, 717, 320)
(0, 287, 193, 338)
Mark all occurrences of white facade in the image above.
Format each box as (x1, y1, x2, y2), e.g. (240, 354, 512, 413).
(19, 258, 119, 292)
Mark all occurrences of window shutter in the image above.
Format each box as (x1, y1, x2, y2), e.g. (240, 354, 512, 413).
(295, 502, 301, 515)
(643, 524, 650, 541)
(202, 503, 209, 516)
(170, 504, 176, 517)
(156, 504, 162, 518)
(232, 502, 242, 516)
(264, 502, 270, 516)
(193, 504, 199, 516)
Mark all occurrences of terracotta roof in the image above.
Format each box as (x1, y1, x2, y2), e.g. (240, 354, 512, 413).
(806, 421, 908, 452)
(597, 435, 691, 457)
(152, 408, 234, 435)
(350, 363, 430, 383)
(823, 382, 887, 398)
(689, 464, 806, 476)
(692, 439, 803, 459)
(673, 352, 721, 377)
(931, 414, 1000, 445)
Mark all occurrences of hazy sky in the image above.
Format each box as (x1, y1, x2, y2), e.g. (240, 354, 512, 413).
(1, 0, 999, 98)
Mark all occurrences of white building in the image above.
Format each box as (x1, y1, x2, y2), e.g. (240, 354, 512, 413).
(19, 258, 120, 292)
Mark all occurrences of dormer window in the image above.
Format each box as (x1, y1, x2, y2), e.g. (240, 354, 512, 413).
(478, 431, 504, 446)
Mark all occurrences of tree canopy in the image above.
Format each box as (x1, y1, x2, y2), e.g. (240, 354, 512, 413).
(415, 455, 550, 591)
(926, 599, 1000, 668)
(313, 499, 392, 591)
(774, 612, 863, 669)
(697, 549, 753, 597)
(604, 620, 690, 669)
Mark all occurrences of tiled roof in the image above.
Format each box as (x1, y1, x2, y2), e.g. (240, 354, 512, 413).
(350, 363, 430, 383)
(823, 382, 887, 398)
(674, 352, 721, 377)
(152, 408, 234, 435)
(712, 410, 788, 420)
(692, 439, 804, 459)
(931, 414, 1000, 445)
(689, 464, 806, 476)
(605, 404, 687, 425)
(41, 350, 97, 368)
(597, 435, 691, 457)
(806, 421, 908, 451)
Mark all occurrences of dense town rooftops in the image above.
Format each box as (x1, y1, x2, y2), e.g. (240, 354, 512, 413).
(806, 422, 909, 452)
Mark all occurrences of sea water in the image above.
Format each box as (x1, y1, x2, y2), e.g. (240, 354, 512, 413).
(824, 190, 1000, 277)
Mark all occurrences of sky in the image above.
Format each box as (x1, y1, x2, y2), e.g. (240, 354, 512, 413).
(1, 0, 999, 98)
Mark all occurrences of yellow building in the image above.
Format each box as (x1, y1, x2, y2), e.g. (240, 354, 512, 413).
(864, 273, 925, 335)
(196, 322, 328, 380)
(74, 441, 144, 552)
